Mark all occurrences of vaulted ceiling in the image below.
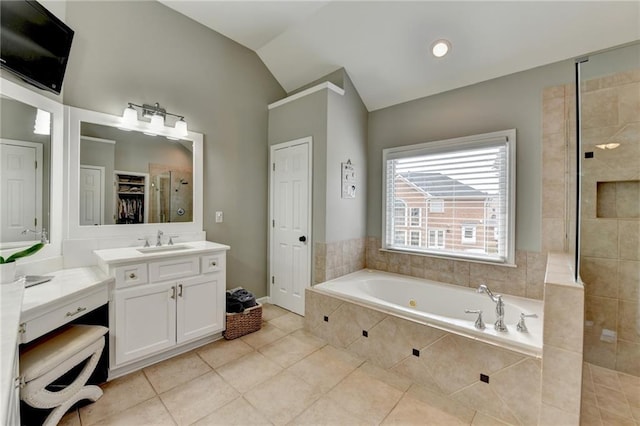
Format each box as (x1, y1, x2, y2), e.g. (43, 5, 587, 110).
(160, 1, 640, 111)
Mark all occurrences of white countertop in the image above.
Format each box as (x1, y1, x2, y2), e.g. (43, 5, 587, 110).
(1, 279, 25, 423)
(20, 266, 112, 321)
(93, 240, 230, 265)
(2, 266, 112, 423)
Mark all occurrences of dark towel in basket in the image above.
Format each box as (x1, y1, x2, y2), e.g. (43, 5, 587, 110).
(226, 292, 244, 313)
(231, 289, 257, 309)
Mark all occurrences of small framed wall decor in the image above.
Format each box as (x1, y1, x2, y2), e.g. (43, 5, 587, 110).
(341, 160, 356, 199)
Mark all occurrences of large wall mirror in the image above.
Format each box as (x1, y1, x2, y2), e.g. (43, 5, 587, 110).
(0, 77, 63, 258)
(67, 106, 203, 239)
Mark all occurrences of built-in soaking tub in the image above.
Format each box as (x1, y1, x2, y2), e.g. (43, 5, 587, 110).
(311, 269, 543, 358)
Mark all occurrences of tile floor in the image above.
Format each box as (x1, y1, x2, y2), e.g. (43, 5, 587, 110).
(55, 304, 639, 426)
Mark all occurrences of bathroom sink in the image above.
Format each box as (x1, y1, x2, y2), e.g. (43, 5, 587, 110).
(137, 244, 192, 254)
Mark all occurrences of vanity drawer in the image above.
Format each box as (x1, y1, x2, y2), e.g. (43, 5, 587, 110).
(149, 256, 199, 282)
(201, 253, 224, 274)
(19, 288, 108, 344)
(115, 263, 148, 289)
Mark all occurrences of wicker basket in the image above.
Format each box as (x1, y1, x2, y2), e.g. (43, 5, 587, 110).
(223, 303, 262, 340)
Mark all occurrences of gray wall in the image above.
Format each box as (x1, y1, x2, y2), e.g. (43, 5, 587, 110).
(367, 61, 577, 252)
(63, 1, 285, 296)
(268, 89, 328, 244)
(326, 72, 368, 242)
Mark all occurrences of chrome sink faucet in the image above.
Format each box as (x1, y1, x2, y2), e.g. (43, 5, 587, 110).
(156, 230, 163, 247)
(477, 284, 508, 332)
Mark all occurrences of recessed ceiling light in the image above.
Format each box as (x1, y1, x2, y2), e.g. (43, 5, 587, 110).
(431, 39, 451, 58)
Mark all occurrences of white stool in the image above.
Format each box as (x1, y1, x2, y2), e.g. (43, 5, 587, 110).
(20, 325, 108, 426)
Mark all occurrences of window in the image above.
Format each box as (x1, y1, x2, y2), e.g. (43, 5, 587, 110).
(461, 225, 477, 244)
(428, 229, 445, 249)
(394, 200, 407, 227)
(410, 207, 421, 227)
(410, 230, 421, 246)
(394, 230, 407, 245)
(429, 198, 444, 213)
(383, 129, 515, 264)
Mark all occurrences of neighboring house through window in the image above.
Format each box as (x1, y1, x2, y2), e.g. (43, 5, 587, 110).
(383, 129, 516, 264)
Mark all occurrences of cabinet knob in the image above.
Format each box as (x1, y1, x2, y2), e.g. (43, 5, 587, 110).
(211, 261, 217, 267)
(129, 273, 137, 279)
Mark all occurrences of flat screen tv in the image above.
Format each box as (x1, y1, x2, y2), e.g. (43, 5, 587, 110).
(1, 0, 74, 94)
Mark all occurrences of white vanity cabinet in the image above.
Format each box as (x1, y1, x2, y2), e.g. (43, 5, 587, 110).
(94, 242, 229, 376)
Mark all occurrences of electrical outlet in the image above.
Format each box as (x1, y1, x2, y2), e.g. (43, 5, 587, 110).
(215, 211, 223, 223)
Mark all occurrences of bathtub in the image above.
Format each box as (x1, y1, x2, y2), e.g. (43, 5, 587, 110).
(312, 269, 543, 357)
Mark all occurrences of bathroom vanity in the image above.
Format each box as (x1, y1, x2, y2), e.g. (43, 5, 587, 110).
(94, 241, 229, 378)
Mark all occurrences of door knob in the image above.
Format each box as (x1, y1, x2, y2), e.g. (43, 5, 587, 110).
(299, 236, 307, 242)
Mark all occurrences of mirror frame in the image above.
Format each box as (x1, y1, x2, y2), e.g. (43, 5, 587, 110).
(0, 77, 63, 261)
(65, 106, 203, 239)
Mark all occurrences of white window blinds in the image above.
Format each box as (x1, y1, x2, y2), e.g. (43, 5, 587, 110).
(383, 129, 516, 264)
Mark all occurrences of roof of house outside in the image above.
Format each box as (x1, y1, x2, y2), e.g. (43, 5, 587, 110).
(399, 172, 488, 198)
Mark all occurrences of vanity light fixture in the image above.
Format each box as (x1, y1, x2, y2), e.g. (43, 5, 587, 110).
(33, 108, 51, 135)
(431, 39, 451, 58)
(121, 102, 189, 139)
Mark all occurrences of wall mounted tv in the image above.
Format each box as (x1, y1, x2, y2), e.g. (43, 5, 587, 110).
(1, 0, 75, 95)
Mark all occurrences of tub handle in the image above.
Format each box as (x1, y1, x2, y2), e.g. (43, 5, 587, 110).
(465, 309, 486, 330)
(517, 313, 538, 333)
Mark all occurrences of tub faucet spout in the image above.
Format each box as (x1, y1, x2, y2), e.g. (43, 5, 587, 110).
(477, 284, 507, 332)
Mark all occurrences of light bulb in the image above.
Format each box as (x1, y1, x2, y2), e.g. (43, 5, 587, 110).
(175, 118, 188, 137)
(34, 109, 51, 135)
(150, 114, 164, 132)
(431, 39, 451, 58)
(122, 105, 137, 125)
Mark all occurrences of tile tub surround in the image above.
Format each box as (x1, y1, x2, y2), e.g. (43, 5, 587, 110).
(365, 237, 547, 300)
(305, 288, 542, 425)
(314, 238, 366, 284)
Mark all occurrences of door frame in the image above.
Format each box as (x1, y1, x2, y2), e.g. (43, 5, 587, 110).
(268, 137, 313, 310)
(80, 165, 105, 226)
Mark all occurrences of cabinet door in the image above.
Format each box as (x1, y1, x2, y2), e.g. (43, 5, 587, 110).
(176, 273, 224, 343)
(115, 282, 176, 365)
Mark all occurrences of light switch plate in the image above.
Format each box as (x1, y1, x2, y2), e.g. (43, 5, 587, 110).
(215, 211, 223, 223)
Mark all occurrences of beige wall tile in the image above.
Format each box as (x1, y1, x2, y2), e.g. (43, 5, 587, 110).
(581, 256, 619, 298)
(616, 340, 640, 376)
(541, 345, 582, 414)
(491, 359, 541, 426)
(581, 219, 619, 258)
(617, 300, 640, 343)
(542, 133, 566, 186)
(538, 402, 579, 426)
(618, 260, 639, 301)
(543, 95, 566, 136)
(619, 220, 640, 261)
(582, 88, 619, 130)
(585, 295, 619, 332)
(544, 283, 584, 353)
(325, 301, 386, 348)
(543, 183, 566, 219)
(615, 181, 640, 218)
(596, 182, 618, 218)
(542, 218, 566, 252)
(618, 82, 640, 124)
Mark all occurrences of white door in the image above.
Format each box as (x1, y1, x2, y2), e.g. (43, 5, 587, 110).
(0, 141, 42, 242)
(270, 138, 312, 315)
(114, 283, 176, 365)
(79, 166, 104, 226)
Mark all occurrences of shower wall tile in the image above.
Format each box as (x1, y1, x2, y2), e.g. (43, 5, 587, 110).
(615, 181, 640, 218)
(580, 219, 619, 258)
(618, 260, 640, 301)
(314, 237, 366, 283)
(619, 220, 640, 260)
(542, 94, 566, 136)
(616, 340, 640, 377)
(542, 218, 565, 252)
(580, 256, 619, 298)
(617, 300, 640, 343)
(526, 252, 547, 300)
(581, 89, 619, 130)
